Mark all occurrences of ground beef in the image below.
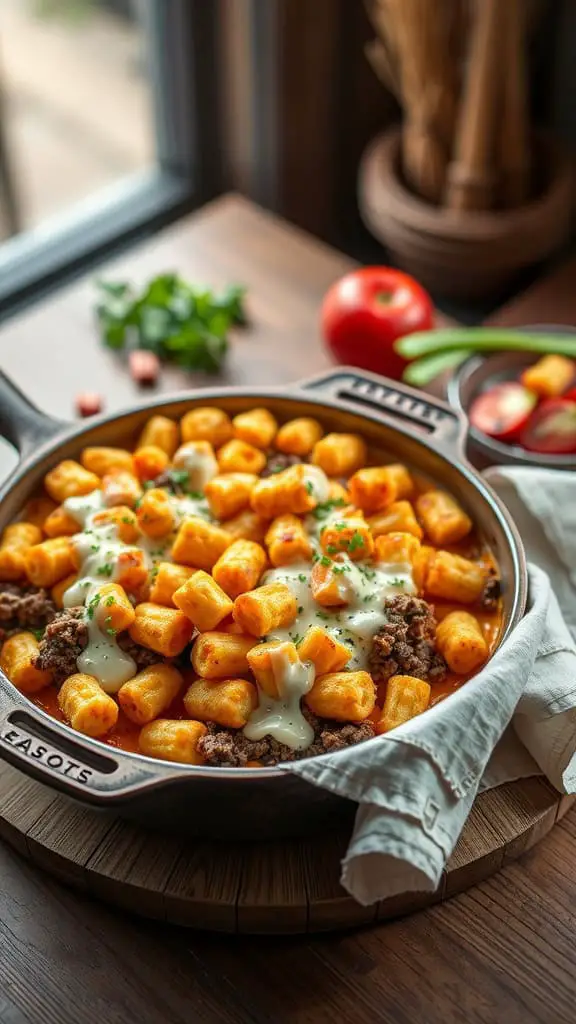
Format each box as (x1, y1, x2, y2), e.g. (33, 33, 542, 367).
(481, 574, 501, 610)
(369, 594, 446, 684)
(198, 711, 376, 768)
(260, 452, 303, 478)
(117, 634, 163, 669)
(0, 583, 56, 631)
(34, 607, 88, 683)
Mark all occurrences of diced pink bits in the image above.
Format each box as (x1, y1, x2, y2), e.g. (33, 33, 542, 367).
(129, 349, 160, 385)
(75, 392, 103, 417)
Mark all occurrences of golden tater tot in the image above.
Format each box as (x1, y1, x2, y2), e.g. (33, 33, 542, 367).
(416, 490, 472, 546)
(305, 670, 375, 721)
(275, 417, 323, 456)
(436, 611, 488, 674)
(183, 676, 257, 728)
(312, 433, 367, 477)
(233, 582, 297, 636)
(180, 406, 233, 448)
(138, 415, 179, 457)
(377, 675, 430, 733)
(233, 408, 277, 449)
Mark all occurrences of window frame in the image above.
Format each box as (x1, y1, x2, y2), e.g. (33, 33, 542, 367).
(0, 0, 223, 316)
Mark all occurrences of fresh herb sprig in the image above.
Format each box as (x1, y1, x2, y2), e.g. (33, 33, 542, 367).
(95, 275, 247, 374)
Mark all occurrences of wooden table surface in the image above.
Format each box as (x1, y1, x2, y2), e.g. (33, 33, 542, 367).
(0, 195, 575, 1024)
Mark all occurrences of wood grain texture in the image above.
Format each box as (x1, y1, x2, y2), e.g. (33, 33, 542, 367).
(0, 195, 575, 1021)
(0, 760, 570, 939)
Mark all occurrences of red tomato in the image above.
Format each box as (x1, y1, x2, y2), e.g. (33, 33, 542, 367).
(321, 267, 434, 380)
(563, 386, 576, 402)
(520, 398, 576, 454)
(469, 382, 538, 442)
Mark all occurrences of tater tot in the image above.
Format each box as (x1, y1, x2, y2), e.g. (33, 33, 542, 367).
(173, 570, 234, 631)
(204, 473, 257, 521)
(43, 506, 82, 538)
(139, 719, 207, 764)
(233, 582, 297, 636)
(183, 676, 257, 728)
(377, 675, 431, 733)
(136, 488, 175, 539)
(436, 611, 489, 674)
(305, 670, 375, 721)
(191, 631, 257, 679)
(0, 632, 52, 693)
(348, 467, 398, 514)
(44, 460, 100, 503)
(58, 673, 118, 737)
(383, 464, 414, 499)
(424, 550, 486, 605)
(91, 505, 139, 544)
(312, 433, 367, 477)
(51, 572, 78, 609)
(129, 602, 194, 657)
(101, 470, 142, 508)
(275, 417, 323, 456)
(221, 509, 269, 544)
(310, 559, 349, 607)
(132, 445, 169, 482)
(81, 447, 134, 477)
(320, 515, 374, 561)
(247, 640, 302, 699)
(250, 464, 330, 518)
(0, 522, 43, 580)
(149, 562, 195, 607)
(368, 501, 423, 540)
(212, 539, 267, 598)
(115, 549, 149, 594)
(95, 583, 136, 634)
(171, 518, 231, 571)
(21, 496, 57, 530)
(416, 490, 472, 546)
(217, 439, 267, 475)
(373, 531, 420, 566)
(180, 406, 233, 448)
(138, 415, 179, 457)
(233, 408, 278, 449)
(297, 625, 352, 676)
(118, 663, 183, 725)
(265, 514, 313, 567)
(24, 537, 75, 588)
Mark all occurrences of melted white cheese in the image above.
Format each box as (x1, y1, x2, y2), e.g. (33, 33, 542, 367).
(263, 557, 415, 670)
(173, 443, 218, 492)
(243, 643, 315, 749)
(62, 486, 211, 694)
(302, 465, 330, 504)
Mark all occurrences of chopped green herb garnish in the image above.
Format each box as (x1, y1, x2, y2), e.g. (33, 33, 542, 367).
(87, 593, 101, 619)
(333, 564, 350, 575)
(143, 480, 155, 491)
(390, 577, 405, 587)
(31, 627, 45, 642)
(169, 468, 190, 487)
(106, 628, 117, 637)
(90, 544, 100, 552)
(347, 531, 365, 553)
(316, 611, 330, 621)
(363, 594, 372, 603)
(288, 631, 303, 646)
(312, 498, 346, 521)
(298, 573, 307, 583)
(150, 566, 160, 580)
(104, 595, 116, 606)
(298, 606, 304, 614)
(96, 563, 113, 577)
(305, 480, 314, 496)
(326, 544, 339, 555)
(320, 555, 331, 567)
(335, 521, 347, 532)
(186, 491, 204, 500)
(121, 516, 133, 525)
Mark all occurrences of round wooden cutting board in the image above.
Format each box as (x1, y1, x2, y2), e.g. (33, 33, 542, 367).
(0, 760, 571, 934)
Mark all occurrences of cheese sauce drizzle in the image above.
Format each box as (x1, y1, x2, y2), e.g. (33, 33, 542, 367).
(243, 644, 315, 749)
(62, 486, 211, 693)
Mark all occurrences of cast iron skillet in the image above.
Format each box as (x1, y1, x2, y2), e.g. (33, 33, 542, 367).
(0, 367, 527, 839)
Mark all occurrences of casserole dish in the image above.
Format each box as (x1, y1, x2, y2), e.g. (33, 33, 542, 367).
(0, 367, 527, 838)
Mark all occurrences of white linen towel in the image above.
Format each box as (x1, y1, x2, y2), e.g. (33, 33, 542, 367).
(286, 468, 576, 906)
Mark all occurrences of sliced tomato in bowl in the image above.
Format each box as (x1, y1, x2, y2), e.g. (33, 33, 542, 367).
(468, 382, 538, 442)
(520, 398, 576, 454)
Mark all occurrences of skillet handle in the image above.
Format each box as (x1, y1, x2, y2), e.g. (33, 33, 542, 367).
(0, 684, 186, 805)
(0, 369, 65, 456)
(300, 366, 467, 455)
